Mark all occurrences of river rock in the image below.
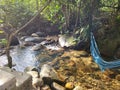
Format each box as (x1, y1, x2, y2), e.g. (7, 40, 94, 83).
(21, 41, 35, 47)
(31, 33, 39, 37)
(40, 64, 59, 80)
(25, 36, 45, 43)
(65, 82, 74, 89)
(45, 44, 62, 51)
(36, 32, 46, 37)
(52, 82, 65, 90)
(27, 71, 39, 78)
(24, 66, 38, 72)
(31, 44, 45, 51)
(95, 28, 120, 58)
(58, 34, 77, 47)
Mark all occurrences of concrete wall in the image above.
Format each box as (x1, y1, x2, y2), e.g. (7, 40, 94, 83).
(0, 67, 33, 90)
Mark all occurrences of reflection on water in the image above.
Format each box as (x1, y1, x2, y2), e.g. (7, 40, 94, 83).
(0, 46, 60, 72)
(12, 46, 39, 72)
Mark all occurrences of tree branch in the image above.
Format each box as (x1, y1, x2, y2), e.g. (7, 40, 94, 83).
(0, 0, 52, 68)
(13, 0, 52, 36)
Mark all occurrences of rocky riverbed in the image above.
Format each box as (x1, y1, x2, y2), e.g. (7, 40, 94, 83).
(33, 50, 120, 90)
(0, 31, 120, 90)
(1, 47, 120, 90)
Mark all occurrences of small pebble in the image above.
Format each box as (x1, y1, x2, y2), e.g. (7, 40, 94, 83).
(65, 82, 74, 89)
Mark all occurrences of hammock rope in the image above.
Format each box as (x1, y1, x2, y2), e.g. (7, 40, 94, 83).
(90, 32, 120, 71)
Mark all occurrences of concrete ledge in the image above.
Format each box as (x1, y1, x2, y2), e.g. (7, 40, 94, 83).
(0, 67, 33, 90)
(0, 70, 16, 90)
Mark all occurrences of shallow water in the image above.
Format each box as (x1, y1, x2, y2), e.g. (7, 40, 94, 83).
(0, 46, 60, 72)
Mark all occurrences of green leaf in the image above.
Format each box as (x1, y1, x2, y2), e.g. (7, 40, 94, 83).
(1, 39, 7, 44)
(0, 20, 3, 23)
(0, 30, 4, 34)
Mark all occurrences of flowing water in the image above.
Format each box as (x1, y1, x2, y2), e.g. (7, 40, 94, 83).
(0, 46, 62, 72)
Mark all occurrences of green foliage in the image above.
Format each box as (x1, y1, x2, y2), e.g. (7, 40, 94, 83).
(0, 0, 35, 28)
(0, 19, 3, 23)
(0, 0, 120, 35)
(42, 1, 62, 23)
(0, 30, 4, 34)
(0, 38, 7, 46)
(116, 15, 120, 23)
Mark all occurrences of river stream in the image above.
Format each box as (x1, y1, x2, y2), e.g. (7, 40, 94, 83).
(0, 45, 62, 72)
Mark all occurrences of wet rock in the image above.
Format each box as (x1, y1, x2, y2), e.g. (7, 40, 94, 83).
(65, 82, 74, 89)
(52, 82, 65, 90)
(31, 44, 45, 51)
(19, 41, 35, 47)
(73, 86, 84, 90)
(36, 54, 52, 63)
(36, 32, 46, 37)
(24, 66, 38, 72)
(25, 36, 45, 43)
(45, 44, 62, 51)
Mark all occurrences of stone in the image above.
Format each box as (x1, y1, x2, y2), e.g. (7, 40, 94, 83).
(25, 36, 45, 43)
(0, 67, 32, 90)
(41, 85, 51, 90)
(31, 44, 45, 51)
(31, 33, 39, 37)
(40, 64, 59, 80)
(58, 34, 77, 47)
(73, 86, 84, 90)
(21, 41, 35, 46)
(24, 66, 38, 72)
(27, 71, 39, 78)
(36, 32, 46, 37)
(0, 70, 16, 90)
(32, 77, 43, 89)
(52, 82, 65, 90)
(96, 29, 120, 58)
(65, 82, 74, 89)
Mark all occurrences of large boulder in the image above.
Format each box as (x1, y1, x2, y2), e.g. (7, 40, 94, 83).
(58, 34, 77, 48)
(95, 27, 120, 59)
